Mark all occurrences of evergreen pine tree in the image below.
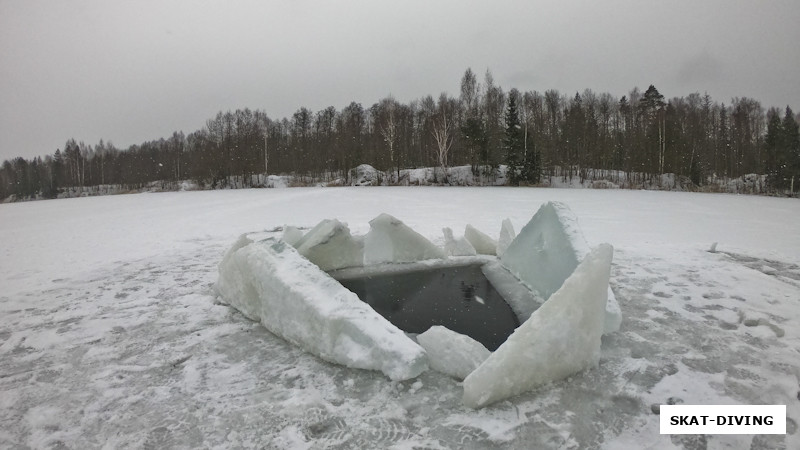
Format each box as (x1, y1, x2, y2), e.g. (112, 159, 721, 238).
(782, 106, 800, 193)
(461, 116, 486, 176)
(640, 85, 667, 174)
(640, 85, 666, 110)
(522, 145, 541, 184)
(764, 110, 784, 190)
(504, 94, 523, 185)
(50, 149, 64, 197)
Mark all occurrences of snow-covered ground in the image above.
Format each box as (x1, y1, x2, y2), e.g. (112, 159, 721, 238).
(1, 187, 798, 449)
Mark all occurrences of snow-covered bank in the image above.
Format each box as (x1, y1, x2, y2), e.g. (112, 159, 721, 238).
(346, 164, 775, 196)
(1, 188, 799, 448)
(3, 163, 787, 204)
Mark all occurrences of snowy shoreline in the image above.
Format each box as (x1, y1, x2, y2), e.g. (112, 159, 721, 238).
(2, 164, 785, 204)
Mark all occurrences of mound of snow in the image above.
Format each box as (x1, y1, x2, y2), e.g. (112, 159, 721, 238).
(417, 326, 490, 381)
(501, 202, 621, 333)
(364, 214, 445, 264)
(442, 227, 477, 257)
(464, 224, 497, 255)
(350, 164, 380, 186)
(463, 244, 613, 408)
(294, 219, 364, 271)
(265, 174, 290, 188)
(215, 235, 427, 381)
(179, 180, 199, 191)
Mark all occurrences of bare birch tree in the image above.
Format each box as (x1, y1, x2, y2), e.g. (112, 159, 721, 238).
(431, 110, 453, 183)
(379, 96, 399, 180)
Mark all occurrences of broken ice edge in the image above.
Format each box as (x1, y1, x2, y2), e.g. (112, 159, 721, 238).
(215, 201, 621, 408)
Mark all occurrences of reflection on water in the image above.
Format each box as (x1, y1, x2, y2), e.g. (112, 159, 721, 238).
(338, 264, 519, 351)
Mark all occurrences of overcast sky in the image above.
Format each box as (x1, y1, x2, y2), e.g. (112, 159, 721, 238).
(1, 0, 798, 161)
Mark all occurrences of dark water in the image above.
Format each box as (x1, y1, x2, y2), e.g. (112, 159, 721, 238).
(337, 264, 519, 351)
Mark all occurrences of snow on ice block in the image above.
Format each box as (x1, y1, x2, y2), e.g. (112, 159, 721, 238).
(463, 244, 613, 408)
(417, 326, 490, 381)
(500, 202, 621, 333)
(294, 219, 364, 271)
(364, 213, 445, 264)
(443, 227, 477, 257)
(215, 235, 427, 381)
(496, 218, 516, 257)
(464, 224, 498, 255)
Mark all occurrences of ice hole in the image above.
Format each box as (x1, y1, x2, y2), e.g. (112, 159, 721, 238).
(216, 202, 621, 405)
(335, 263, 519, 351)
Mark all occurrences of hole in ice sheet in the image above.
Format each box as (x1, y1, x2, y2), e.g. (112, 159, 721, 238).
(337, 263, 519, 351)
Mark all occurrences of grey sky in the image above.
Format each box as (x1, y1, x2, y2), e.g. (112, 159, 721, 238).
(1, 0, 798, 161)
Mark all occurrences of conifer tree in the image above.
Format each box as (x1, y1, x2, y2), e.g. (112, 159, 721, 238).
(782, 107, 800, 193)
(522, 142, 541, 185)
(640, 85, 666, 174)
(764, 109, 785, 190)
(504, 93, 523, 185)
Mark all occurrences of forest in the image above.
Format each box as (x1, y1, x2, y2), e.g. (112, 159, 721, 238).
(2, 68, 799, 201)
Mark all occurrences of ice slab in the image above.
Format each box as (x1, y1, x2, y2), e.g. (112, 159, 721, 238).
(417, 326, 490, 381)
(604, 290, 622, 333)
(464, 224, 498, 255)
(294, 219, 364, 271)
(500, 202, 621, 333)
(443, 227, 477, 257)
(292, 219, 330, 249)
(364, 213, 445, 264)
(463, 244, 613, 408)
(282, 225, 304, 247)
(216, 235, 427, 381)
(328, 256, 494, 280)
(496, 218, 516, 257)
(481, 261, 543, 323)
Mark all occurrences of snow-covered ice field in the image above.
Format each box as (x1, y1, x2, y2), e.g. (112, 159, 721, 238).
(1, 187, 799, 449)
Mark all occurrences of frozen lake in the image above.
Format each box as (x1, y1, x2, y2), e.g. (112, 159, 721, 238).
(1, 187, 799, 448)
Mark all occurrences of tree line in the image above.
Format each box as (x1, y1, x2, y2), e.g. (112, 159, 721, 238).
(2, 68, 799, 201)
